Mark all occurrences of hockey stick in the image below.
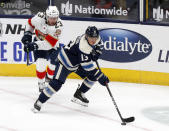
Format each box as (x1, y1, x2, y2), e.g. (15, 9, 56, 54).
(25, 42, 35, 66)
(24, 41, 30, 66)
(26, 50, 29, 66)
(95, 60, 135, 125)
(26, 51, 35, 66)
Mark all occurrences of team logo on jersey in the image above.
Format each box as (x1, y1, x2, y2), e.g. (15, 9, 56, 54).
(35, 29, 47, 41)
(54, 29, 61, 36)
(0, 22, 3, 36)
(99, 28, 152, 62)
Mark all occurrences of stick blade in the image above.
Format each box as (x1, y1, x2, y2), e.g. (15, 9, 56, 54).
(123, 117, 135, 123)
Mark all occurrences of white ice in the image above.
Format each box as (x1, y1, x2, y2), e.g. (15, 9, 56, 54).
(0, 76, 169, 131)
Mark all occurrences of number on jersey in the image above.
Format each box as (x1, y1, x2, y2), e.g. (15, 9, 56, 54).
(81, 54, 88, 61)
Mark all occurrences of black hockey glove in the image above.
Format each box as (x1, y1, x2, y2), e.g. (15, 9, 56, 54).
(24, 42, 38, 52)
(91, 45, 103, 61)
(91, 50, 101, 61)
(49, 49, 59, 65)
(21, 31, 32, 45)
(98, 73, 109, 86)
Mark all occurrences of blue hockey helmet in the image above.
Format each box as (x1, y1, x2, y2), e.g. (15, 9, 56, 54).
(85, 26, 99, 38)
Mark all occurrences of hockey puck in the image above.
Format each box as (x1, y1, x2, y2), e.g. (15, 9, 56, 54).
(121, 122, 126, 125)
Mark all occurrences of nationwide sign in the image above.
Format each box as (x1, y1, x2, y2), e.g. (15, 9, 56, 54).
(61, 0, 129, 17)
(153, 6, 169, 22)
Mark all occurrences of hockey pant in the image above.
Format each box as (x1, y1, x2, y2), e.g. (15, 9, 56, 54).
(34, 49, 59, 83)
(38, 63, 96, 103)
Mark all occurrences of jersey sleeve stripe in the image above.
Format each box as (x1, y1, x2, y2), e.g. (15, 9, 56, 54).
(81, 63, 95, 71)
(81, 61, 93, 66)
(58, 48, 78, 71)
(81, 64, 94, 69)
(28, 19, 35, 29)
(35, 30, 39, 37)
(59, 51, 71, 68)
(45, 34, 58, 47)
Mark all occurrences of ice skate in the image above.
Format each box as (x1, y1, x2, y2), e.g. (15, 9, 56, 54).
(71, 89, 89, 107)
(32, 100, 42, 113)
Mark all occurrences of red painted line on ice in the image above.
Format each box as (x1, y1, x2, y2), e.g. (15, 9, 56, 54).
(49, 101, 153, 131)
(0, 88, 153, 131)
(0, 126, 18, 131)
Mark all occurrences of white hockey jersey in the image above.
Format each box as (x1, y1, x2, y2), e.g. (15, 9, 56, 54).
(26, 12, 63, 50)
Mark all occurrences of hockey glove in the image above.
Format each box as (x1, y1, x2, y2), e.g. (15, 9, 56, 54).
(91, 45, 103, 61)
(21, 31, 32, 45)
(24, 42, 38, 52)
(91, 50, 101, 61)
(97, 72, 109, 86)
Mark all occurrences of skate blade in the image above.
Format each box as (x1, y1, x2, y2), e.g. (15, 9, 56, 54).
(71, 97, 88, 107)
(31, 108, 39, 113)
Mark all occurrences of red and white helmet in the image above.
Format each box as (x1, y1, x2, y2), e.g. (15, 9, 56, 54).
(46, 6, 59, 18)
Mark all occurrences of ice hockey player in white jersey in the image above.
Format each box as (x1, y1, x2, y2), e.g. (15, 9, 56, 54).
(21, 6, 63, 92)
(32, 26, 109, 113)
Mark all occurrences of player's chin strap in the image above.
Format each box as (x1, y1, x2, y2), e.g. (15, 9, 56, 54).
(95, 60, 135, 125)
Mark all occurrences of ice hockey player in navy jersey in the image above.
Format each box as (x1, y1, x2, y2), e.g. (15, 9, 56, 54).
(32, 26, 109, 113)
(21, 6, 63, 92)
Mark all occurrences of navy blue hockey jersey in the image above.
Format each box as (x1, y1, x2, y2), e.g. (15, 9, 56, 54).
(58, 34, 103, 72)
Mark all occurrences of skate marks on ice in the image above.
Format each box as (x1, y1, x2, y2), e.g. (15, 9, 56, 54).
(0, 125, 19, 131)
(0, 87, 153, 131)
(142, 106, 169, 126)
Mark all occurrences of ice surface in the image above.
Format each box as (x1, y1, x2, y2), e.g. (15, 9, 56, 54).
(0, 76, 169, 131)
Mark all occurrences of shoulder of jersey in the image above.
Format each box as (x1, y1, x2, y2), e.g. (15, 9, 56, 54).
(31, 12, 46, 25)
(79, 35, 93, 55)
(56, 18, 63, 27)
(58, 18, 62, 22)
